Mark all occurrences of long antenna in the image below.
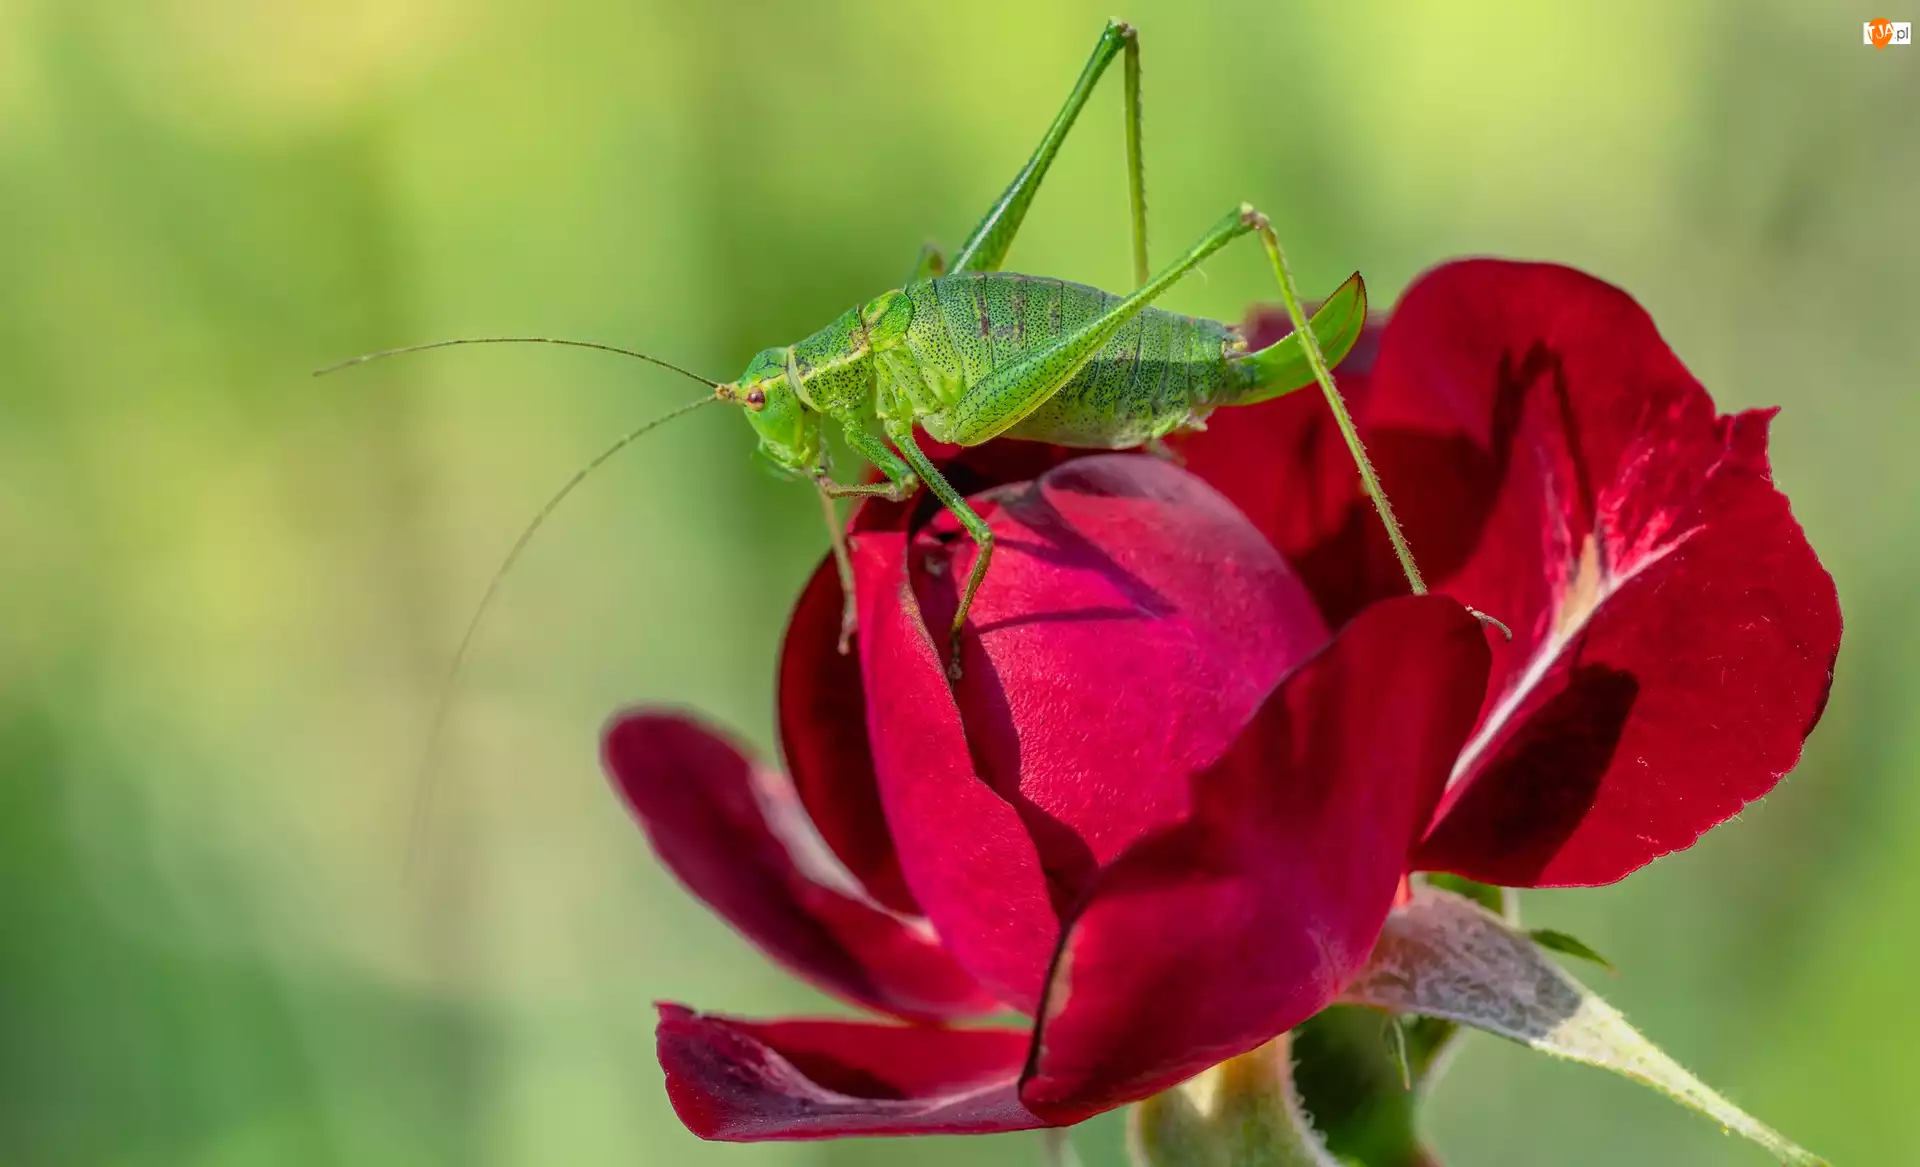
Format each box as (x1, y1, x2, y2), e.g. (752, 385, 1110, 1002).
(405, 393, 719, 879)
(315, 336, 721, 389)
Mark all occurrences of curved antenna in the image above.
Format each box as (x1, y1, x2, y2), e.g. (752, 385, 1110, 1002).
(406, 394, 719, 879)
(315, 336, 721, 389)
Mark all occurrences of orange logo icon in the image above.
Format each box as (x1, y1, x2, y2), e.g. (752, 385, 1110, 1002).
(1864, 18, 1912, 46)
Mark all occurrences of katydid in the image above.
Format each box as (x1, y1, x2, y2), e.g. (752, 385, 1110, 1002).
(322, 18, 1451, 870)
(324, 19, 1429, 679)
(673, 17, 1420, 662)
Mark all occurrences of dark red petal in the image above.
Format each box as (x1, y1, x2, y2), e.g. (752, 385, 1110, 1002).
(1354, 261, 1841, 886)
(1174, 316, 1394, 628)
(777, 556, 917, 913)
(857, 531, 1060, 1013)
(861, 456, 1327, 1010)
(1415, 408, 1841, 884)
(1020, 597, 1490, 1121)
(775, 438, 1103, 922)
(603, 713, 997, 1020)
(656, 1004, 1043, 1139)
(915, 456, 1327, 903)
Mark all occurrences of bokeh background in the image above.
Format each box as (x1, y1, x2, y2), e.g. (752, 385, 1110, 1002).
(2, 0, 1913, 1163)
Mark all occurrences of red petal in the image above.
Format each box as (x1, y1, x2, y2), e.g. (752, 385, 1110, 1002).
(603, 713, 997, 1020)
(857, 531, 1059, 1013)
(861, 456, 1327, 1010)
(656, 1005, 1042, 1139)
(777, 557, 917, 913)
(1361, 261, 1840, 885)
(922, 456, 1327, 891)
(1413, 412, 1841, 883)
(1020, 597, 1490, 1121)
(778, 439, 1085, 920)
(1185, 263, 1840, 886)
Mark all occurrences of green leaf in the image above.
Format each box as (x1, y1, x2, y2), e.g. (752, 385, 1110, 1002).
(1339, 888, 1828, 1166)
(1528, 927, 1619, 974)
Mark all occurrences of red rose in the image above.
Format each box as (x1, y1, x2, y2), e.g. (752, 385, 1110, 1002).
(602, 259, 1838, 1140)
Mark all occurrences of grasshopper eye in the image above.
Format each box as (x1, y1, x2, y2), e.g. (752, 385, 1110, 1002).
(746, 388, 767, 409)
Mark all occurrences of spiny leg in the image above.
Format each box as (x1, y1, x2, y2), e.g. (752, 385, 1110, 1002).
(1120, 23, 1148, 287)
(949, 19, 1149, 282)
(834, 421, 921, 501)
(881, 418, 992, 680)
(812, 481, 861, 652)
(813, 423, 920, 652)
(816, 477, 915, 501)
(1243, 209, 1427, 597)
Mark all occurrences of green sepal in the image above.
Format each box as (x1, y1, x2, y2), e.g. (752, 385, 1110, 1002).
(1290, 1007, 1453, 1167)
(1340, 888, 1830, 1166)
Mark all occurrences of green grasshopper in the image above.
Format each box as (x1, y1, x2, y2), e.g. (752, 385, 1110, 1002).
(328, 19, 1425, 676)
(713, 20, 1410, 661)
(325, 19, 1440, 868)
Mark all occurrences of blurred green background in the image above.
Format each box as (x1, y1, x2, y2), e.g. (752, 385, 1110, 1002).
(1, 0, 1912, 1163)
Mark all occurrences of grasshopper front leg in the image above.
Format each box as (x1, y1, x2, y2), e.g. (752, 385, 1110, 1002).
(814, 423, 920, 652)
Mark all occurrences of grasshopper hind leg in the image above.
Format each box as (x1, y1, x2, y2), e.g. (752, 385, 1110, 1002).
(949, 19, 1148, 281)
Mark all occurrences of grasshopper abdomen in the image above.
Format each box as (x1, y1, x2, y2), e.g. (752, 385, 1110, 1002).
(895, 271, 1240, 449)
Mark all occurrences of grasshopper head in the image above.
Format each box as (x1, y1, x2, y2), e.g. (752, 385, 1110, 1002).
(719, 346, 821, 477)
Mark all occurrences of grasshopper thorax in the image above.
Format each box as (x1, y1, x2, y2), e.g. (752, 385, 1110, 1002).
(718, 290, 911, 478)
